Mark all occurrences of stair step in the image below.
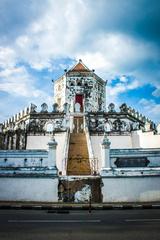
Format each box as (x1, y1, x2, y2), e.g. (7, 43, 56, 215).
(67, 130, 91, 175)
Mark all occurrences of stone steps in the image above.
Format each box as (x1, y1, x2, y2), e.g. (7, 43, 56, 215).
(67, 132, 91, 175)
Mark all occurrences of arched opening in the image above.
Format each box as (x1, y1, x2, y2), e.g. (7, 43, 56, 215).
(75, 94, 83, 112)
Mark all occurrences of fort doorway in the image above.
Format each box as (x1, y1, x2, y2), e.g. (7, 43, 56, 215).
(75, 94, 83, 112)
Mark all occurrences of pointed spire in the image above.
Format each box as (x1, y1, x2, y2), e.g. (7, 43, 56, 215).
(69, 59, 91, 72)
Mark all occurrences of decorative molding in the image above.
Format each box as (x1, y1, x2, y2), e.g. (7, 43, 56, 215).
(114, 157, 150, 168)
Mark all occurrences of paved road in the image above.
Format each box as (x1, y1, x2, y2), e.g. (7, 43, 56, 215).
(0, 209, 160, 240)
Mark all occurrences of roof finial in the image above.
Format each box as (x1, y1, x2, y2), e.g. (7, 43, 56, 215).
(79, 59, 82, 62)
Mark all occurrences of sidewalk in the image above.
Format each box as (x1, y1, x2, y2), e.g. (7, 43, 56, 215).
(0, 201, 160, 210)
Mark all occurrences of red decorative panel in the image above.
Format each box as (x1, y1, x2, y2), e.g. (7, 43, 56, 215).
(75, 94, 83, 108)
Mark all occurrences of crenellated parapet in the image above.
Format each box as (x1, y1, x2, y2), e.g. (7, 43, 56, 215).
(0, 102, 70, 150)
(87, 102, 157, 134)
(3, 103, 35, 130)
(119, 103, 153, 126)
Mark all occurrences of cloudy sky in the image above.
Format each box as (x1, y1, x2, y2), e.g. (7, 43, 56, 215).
(0, 0, 160, 123)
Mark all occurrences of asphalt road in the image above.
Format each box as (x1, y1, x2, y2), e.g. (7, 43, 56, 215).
(0, 209, 160, 240)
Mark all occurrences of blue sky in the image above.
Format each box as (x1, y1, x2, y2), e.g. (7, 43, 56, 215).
(0, 0, 160, 123)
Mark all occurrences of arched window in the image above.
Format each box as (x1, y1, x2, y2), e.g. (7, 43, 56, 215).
(46, 123, 54, 132)
(77, 81, 82, 86)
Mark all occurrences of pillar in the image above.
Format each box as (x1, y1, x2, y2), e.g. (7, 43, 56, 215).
(101, 133, 111, 169)
(47, 135, 57, 168)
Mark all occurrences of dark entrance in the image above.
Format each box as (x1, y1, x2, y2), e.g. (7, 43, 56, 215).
(75, 94, 83, 112)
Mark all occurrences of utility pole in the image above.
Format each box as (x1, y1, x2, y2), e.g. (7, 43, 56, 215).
(89, 194, 92, 213)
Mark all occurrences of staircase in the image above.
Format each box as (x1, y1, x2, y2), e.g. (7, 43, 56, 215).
(67, 132, 91, 175)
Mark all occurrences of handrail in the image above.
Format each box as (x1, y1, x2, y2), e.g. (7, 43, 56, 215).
(84, 117, 96, 174)
(84, 126, 94, 159)
(62, 128, 70, 175)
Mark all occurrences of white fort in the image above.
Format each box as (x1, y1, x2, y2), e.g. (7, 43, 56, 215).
(0, 60, 160, 203)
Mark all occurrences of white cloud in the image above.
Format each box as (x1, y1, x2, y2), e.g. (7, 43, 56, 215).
(152, 88, 160, 98)
(119, 75, 128, 83)
(0, 47, 17, 68)
(0, 66, 34, 97)
(13, 0, 90, 70)
(1, 1, 159, 81)
(0, 0, 160, 123)
(105, 78, 140, 106)
(0, 67, 52, 122)
(17, 2, 151, 75)
(76, 33, 159, 79)
(0, 65, 52, 104)
(139, 98, 160, 123)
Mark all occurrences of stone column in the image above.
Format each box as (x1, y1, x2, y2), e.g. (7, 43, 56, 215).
(47, 135, 57, 168)
(101, 133, 111, 169)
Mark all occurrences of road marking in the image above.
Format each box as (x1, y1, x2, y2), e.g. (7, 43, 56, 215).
(8, 219, 101, 223)
(125, 219, 160, 222)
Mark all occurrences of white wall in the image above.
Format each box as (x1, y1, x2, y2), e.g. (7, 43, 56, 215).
(109, 135, 133, 149)
(131, 131, 140, 148)
(90, 135, 133, 170)
(110, 149, 160, 167)
(0, 150, 48, 167)
(102, 177, 160, 202)
(132, 130, 160, 148)
(54, 132, 67, 173)
(91, 132, 160, 169)
(0, 178, 58, 202)
(26, 135, 50, 149)
(26, 133, 67, 173)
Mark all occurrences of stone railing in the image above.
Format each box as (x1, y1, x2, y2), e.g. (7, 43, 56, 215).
(62, 128, 70, 175)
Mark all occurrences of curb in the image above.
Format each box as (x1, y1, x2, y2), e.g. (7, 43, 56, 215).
(0, 204, 160, 210)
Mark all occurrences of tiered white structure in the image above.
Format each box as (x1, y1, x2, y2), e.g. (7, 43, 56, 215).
(0, 60, 160, 203)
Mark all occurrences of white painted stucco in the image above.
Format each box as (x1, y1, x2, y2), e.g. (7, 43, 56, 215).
(132, 130, 160, 148)
(91, 135, 133, 170)
(26, 135, 50, 149)
(0, 178, 58, 202)
(26, 132, 67, 173)
(102, 177, 160, 202)
(0, 150, 48, 167)
(91, 132, 160, 169)
(54, 133, 67, 173)
(110, 149, 160, 168)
